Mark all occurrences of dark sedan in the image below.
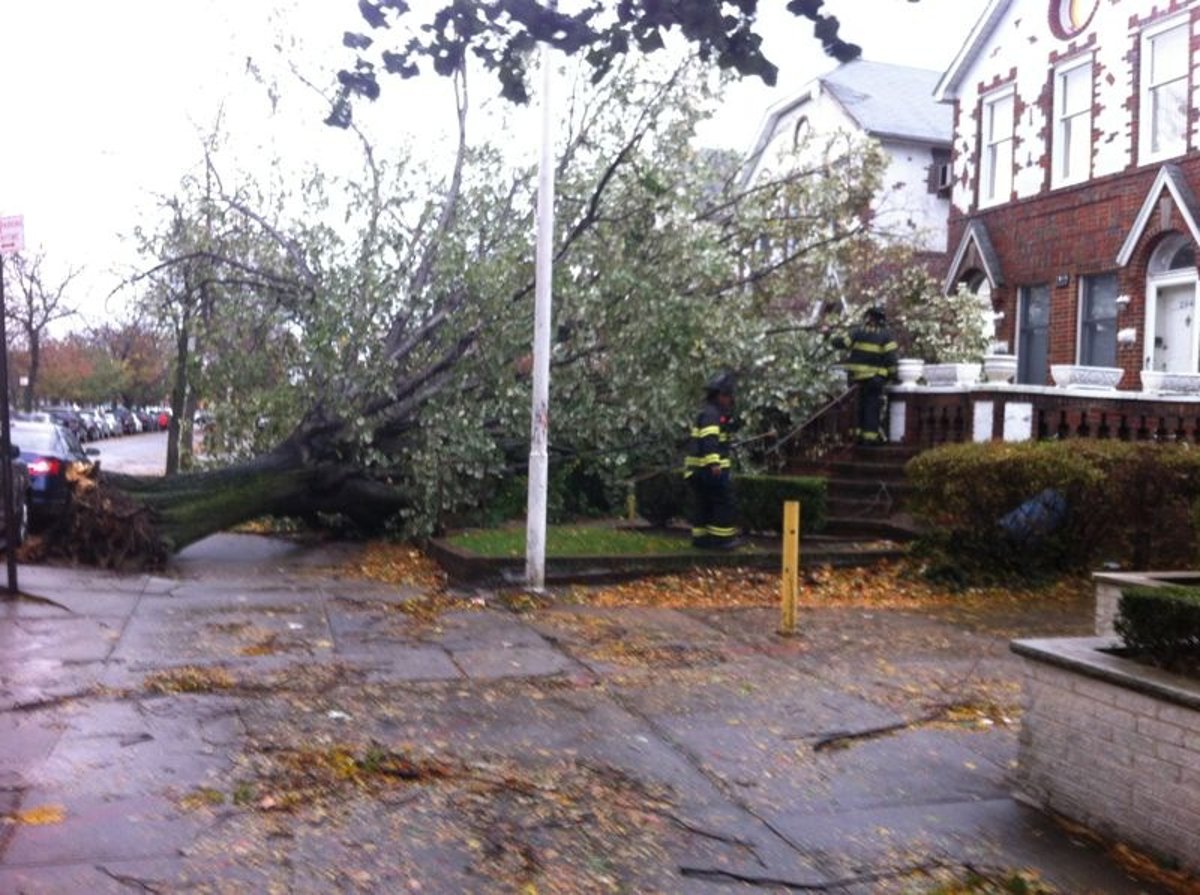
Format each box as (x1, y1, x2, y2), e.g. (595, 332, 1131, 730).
(43, 408, 85, 441)
(0, 444, 30, 548)
(10, 421, 98, 526)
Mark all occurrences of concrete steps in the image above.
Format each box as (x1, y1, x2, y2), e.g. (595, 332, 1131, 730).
(789, 445, 923, 542)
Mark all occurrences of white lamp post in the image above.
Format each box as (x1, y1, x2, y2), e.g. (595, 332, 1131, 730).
(525, 32, 556, 592)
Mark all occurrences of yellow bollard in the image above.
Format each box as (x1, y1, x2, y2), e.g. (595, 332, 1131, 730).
(779, 500, 800, 636)
(626, 490, 637, 522)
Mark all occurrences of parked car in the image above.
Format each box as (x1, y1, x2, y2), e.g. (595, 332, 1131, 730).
(100, 410, 121, 437)
(10, 421, 99, 526)
(0, 443, 30, 548)
(113, 407, 140, 434)
(77, 411, 103, 441)
(12, 411, 53, 425)
(44, 408, 85, 441)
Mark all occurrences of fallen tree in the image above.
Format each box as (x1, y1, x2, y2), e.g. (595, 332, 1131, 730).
(78, 48, 975, 569)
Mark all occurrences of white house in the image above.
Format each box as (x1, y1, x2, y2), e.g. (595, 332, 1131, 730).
(741, 59, 954, 257)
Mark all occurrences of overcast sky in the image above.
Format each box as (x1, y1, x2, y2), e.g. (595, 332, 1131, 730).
(0, 0, 987, 326)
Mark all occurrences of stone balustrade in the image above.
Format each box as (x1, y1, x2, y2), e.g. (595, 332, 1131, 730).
(887, 383, 1200, 448)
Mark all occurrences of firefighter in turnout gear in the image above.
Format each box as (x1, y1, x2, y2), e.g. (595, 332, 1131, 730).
(829, 306, 898, 445)
(683, 372, 741, 549)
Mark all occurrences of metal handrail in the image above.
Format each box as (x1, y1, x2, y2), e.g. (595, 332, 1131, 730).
(770, 384, 859, 464)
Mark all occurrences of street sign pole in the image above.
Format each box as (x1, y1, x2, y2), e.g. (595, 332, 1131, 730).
(0, 215, 24, 596)
(0, 254, 18, 595)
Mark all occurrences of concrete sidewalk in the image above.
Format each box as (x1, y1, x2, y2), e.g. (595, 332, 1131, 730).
(0, 534, 1172, 893)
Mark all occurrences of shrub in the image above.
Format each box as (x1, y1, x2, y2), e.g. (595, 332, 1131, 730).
(737, 475, 826, 534)
(907, 441, 1200, 580)
(634, 471, 827, 534)
(1116, 585, 1200, 675)
(634, 470, 689, 527)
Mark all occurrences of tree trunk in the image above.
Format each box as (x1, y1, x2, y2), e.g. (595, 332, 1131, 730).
(180, 384, 198, 471)
(24, 333, 38, 413)
(71, 428, 414, 568)
(111, 450, 315, 551)
(166, 319, 189, 476)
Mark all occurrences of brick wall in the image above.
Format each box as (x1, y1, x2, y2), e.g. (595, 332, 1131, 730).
(946, 157, 1200, 384)
(942, 0, 1200, 388)
(1015, 649, 1200, 872)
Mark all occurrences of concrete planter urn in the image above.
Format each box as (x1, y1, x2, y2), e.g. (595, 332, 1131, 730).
(922, 361, 981, 387)
(981, 353, 1017, 383)
(894, 358, 925, 388)
(1139, 369, 1200, 395)
(1010, 636, 1200, 874)
(1049, 364, 1123, 390)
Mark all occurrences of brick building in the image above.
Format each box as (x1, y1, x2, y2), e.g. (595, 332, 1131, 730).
(937, 0, 1200, 388)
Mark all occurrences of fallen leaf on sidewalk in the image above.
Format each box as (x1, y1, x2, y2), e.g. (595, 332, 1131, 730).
(9, 805, 66, 826)
(144, 665, 237, 694)
(341, 543, 447, 590)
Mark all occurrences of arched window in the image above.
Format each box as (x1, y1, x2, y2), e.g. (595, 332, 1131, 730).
(1049, 0, 1098, 39)
(1148, 232, 1198, 276)
(791, 116, 810, 150)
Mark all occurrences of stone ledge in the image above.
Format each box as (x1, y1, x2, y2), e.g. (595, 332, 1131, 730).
(1011, 636, 1200, 712)
(1092, 570, 1200, 636)
(427, 535, 905, 586)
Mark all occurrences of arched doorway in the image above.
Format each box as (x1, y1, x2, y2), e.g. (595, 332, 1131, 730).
(1145, 233, 1199, 372)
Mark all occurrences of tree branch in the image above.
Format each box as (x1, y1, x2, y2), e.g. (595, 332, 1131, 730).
(384, 66, 469, 362)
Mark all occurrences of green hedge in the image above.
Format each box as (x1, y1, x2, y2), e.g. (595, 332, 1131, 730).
(1116, 585, 1200, 675)
(633, 471, 690, 528)
(737, 475, 826, 534)
(633, 471, 826, 534)
(907, 441, 1200, 579)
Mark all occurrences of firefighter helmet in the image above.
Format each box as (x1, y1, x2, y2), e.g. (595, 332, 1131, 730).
(865, 305, 887, 322)
(705, 371, 736, 396)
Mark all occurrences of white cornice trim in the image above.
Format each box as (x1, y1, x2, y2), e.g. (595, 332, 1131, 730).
(737, 85, 817, 188)
(1116, 165, 1200, 267)
(943, 220, 1003, 294)
(934, 0, 1013, 102)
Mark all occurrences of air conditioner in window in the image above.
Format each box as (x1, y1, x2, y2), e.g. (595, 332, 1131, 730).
(936, 162, 953, 192)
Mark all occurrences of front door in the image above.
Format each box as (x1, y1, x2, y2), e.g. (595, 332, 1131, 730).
(1018, 285, 1050, 384)
(1152, 282, 1196, 371)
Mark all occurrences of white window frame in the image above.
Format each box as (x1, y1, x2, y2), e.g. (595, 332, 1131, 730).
(1052, 55, 1094, 188)
(1075, 272, 1118, 367)
(979, 86, 1016, 208)
(1138, 15, 1191, 165)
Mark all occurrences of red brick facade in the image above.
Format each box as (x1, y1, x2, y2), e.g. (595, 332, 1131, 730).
(947, 159, 1200, 383)
(943, 0, 1200, 389)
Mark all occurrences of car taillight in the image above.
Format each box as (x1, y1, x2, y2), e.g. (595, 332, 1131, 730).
(28, 458, 61, 476)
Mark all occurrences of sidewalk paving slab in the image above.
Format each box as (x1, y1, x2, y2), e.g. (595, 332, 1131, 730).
(0, 533, 1178, 893)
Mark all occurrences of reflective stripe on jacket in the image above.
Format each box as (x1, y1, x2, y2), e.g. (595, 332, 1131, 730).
(683, 401, 733, 478)
(831, 323, 898, 381)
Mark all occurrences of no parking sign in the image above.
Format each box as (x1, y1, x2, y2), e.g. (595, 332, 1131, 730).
(0, 215, 23, 256)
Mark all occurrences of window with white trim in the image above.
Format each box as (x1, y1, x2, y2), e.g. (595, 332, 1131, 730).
(979, 88, 1015, 207)
(1079, 273, 1117, 367)
(1052, 57, 1093, 186)
(1139, 18, 1190, 163)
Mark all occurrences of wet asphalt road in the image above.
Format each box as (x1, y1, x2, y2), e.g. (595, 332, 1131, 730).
(90, 431, 167, 477)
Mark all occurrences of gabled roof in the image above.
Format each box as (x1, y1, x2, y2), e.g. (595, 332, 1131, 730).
(821, 61, 952, 145)
(934, 0, 1013, 102)
(943, 220, 1004, 294)
(1116, 165, 1200, 267)
(740, 60, 951, 186)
